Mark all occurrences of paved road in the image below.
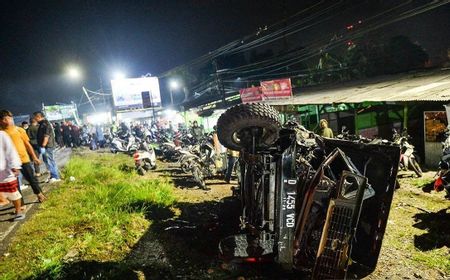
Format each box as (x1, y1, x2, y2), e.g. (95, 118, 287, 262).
(0, 147, 72, 253)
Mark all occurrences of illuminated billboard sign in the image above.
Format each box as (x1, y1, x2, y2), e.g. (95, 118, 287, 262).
(44, 104, 78, 121)
(111, 77, 161, 111)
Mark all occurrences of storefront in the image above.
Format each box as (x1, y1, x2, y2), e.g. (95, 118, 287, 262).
(264, 70, 450, 166)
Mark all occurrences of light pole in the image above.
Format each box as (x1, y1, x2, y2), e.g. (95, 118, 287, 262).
(169, 80, 179, 106)
(65, 65, 97, 112)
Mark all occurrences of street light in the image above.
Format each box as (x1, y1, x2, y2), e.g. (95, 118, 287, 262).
(169, 80, 180, 106)
(64, 65, 97, 112)
(112, 71, 126, 80)
(67, 65, 82, 80)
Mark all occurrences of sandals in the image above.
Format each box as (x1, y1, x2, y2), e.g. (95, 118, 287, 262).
(37, 193, 47, 203)
(14, 213, 25, 221)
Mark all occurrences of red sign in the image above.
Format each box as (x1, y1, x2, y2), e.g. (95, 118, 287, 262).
(239, 86, 263, 103)
(260, 78, 292, 100)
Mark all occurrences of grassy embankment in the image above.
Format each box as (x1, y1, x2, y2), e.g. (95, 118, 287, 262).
(0, 151, 175, 279)
(375, 172, 450, 277)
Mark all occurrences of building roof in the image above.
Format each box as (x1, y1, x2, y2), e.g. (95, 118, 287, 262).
(264, 69, 450, 106)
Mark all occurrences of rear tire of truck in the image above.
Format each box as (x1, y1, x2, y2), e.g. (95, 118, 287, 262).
(217, 103, 281, 151)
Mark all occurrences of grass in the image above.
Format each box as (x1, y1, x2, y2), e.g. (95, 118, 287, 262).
(378, 172, 450, 276)
(0, 151, 175, 280)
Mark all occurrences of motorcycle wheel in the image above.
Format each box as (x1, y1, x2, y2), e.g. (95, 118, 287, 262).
(181, 162, 190, 173)
(410, 158, 423, 177)
(136, 167, 146, 176)
(192, 165, 207, 190)
(217, 103, 281, 151)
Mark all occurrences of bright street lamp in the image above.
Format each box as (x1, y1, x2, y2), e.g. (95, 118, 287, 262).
(169, 80, 181, 106)
(169, 80, 179, 90)
(112, 71, 126, 80)
(67, 65, 82, 80)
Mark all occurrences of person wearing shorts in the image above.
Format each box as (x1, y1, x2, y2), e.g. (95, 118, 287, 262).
(0, 130, 25, 221)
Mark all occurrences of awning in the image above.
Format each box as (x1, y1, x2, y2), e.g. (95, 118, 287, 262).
(264, 69, 450, 106)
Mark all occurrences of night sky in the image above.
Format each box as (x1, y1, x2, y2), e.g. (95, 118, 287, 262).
(0, 0, 449, 115)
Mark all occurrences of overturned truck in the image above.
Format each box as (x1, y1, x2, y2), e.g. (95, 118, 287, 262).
(217, 103, 399, 279)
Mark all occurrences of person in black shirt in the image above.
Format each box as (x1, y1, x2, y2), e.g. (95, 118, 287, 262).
(53, 122, 63, 147)
(33, 112, 61, 183)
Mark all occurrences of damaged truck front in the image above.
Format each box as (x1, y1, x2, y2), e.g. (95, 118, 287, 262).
(217, 103, 399, 279)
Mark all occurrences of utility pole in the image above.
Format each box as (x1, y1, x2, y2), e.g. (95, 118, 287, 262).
(99, 76, 106, 109)
(82, 86, 97, 112)
(212, 59, 226, 105)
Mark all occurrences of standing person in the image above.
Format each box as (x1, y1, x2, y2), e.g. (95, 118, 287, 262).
(33, 111, 61, 183)
(224, 148, 239, 184)
(62, 121, 72, 147)
(0, 110, 46, 202)
(69, 122, 80, 147)
(319, 119, 334, 138)
(191, 121, 204, 142)
(27, 118, 42, 176)
(21, 121, 29, 130)
(53, 122, 63, 148)
(95, 125, 105, 148)
(0, 130, 25, 220)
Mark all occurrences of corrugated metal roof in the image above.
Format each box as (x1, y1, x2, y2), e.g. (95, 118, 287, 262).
(264, 70, 450, 105)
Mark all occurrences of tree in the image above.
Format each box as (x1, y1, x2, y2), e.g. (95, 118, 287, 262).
(384, 35, 429, 74)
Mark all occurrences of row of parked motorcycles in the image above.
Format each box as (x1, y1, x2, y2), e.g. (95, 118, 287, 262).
(109, 129, 157, 176)
(159, 130, 230, 190)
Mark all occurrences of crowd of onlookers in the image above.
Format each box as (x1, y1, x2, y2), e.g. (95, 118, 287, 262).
(0, 110, 110, 221)
(0, 110, 238, 220)
(0, 110, 62, 221)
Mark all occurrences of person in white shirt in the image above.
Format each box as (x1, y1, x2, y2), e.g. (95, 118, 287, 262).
(0, 130, 25, 220)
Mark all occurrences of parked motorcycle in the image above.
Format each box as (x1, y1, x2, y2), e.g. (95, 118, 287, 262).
(393, 129, 422, 177)
(133, 148, 157, 175)
(110, 133, 139, 154)
(216, 103, 400, 279)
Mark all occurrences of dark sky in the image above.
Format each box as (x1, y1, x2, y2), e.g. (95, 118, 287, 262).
(0, 0, 449, 115)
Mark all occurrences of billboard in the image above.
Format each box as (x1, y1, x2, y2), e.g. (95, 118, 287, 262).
(111, 77, 161, 111)
(239, 86, 263, 103)
(44, 104, 78, 121)
(260, 78, 292, 100)
(239, 79, 292, 104)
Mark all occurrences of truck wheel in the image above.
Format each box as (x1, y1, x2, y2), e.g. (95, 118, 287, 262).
(217, 103, 281, 151)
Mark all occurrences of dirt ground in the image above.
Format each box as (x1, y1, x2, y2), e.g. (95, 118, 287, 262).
(120, 161, 449, 280)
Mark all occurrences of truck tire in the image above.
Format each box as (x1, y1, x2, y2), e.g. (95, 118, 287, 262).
(217, 103, 281, 151)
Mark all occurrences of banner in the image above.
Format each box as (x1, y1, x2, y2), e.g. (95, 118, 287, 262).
(260, 78, 292, 100)
(239, 86, 263, 103)
(44, 104, 78, 121)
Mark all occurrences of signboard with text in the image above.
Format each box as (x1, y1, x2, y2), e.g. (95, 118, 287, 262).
(260, 78, 292, 100)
